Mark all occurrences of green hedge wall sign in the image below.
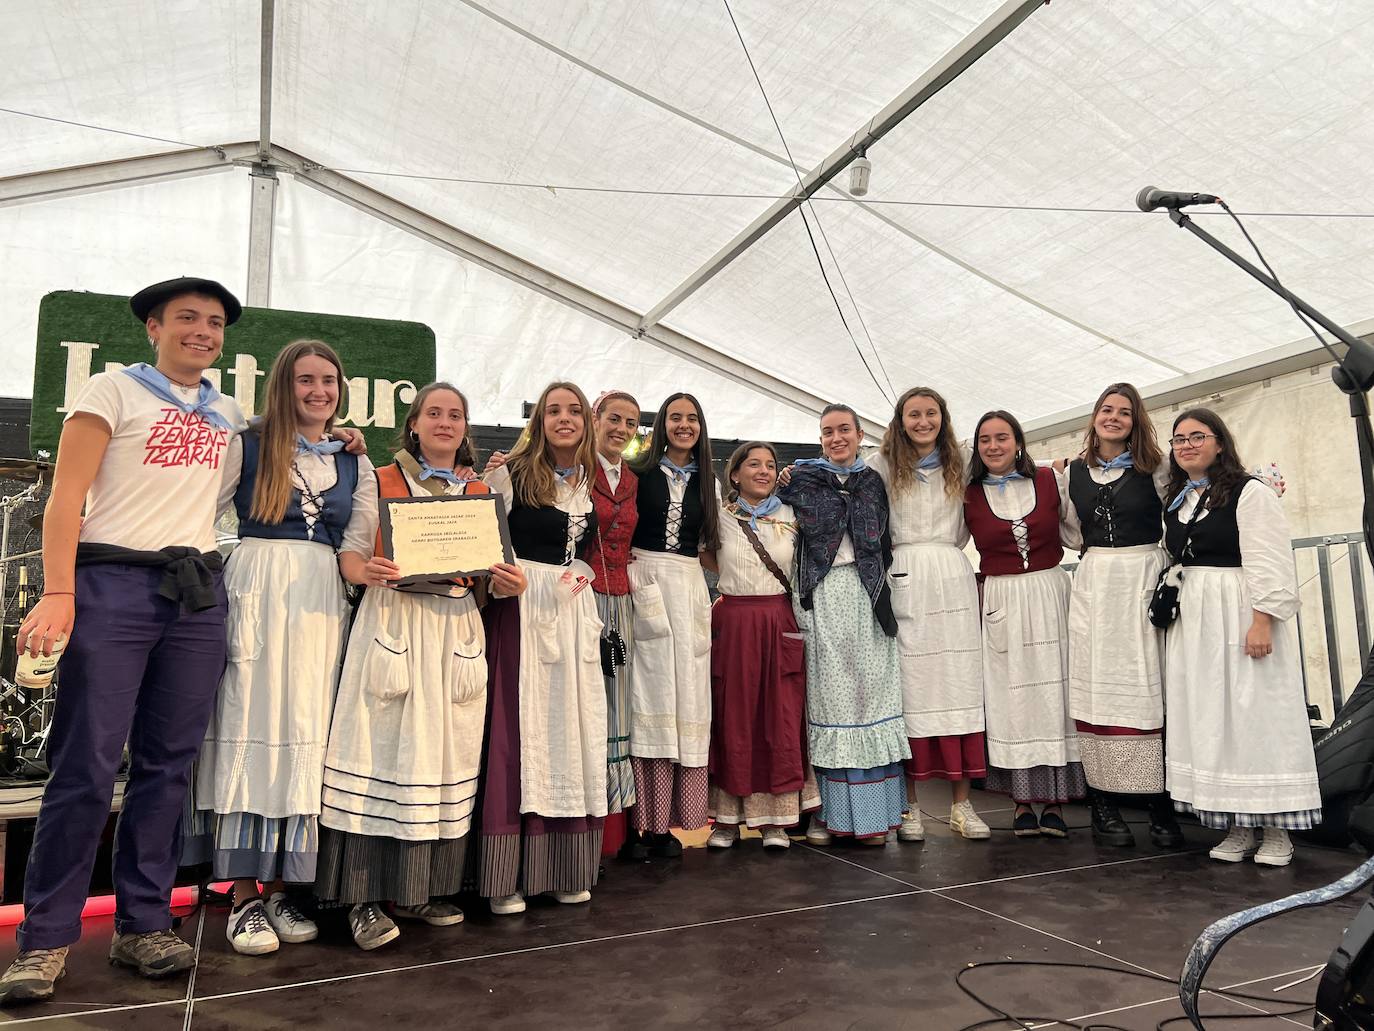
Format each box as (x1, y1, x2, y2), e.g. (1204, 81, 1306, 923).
(31, 291, 437, 458)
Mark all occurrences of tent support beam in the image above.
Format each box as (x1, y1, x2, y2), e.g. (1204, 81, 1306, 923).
(0, 144, 256, 207)
(282, 151, 884, 433)
(246, 167, 277, 306)
(636, 0, 1044, 333)
(259, 0, 276, 163)
(1021, 319, 1374, 444)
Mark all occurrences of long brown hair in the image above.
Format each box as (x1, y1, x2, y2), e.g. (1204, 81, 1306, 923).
(249, 340, 345, 524)
(394, 381, 478, 469)
(723, 441, 779, 504)
(1081, 382, 1163, 473)
(967, 410, 1037, 483)
(880, 386, 965, 497)
(631, 392, 720, 551)
(1165, 407, 1249, 509)
(506, 381, 599, 508)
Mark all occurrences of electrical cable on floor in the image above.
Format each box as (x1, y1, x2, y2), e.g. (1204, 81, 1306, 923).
(953, 959, 1316, 1031)
(718, 0, 896, 407)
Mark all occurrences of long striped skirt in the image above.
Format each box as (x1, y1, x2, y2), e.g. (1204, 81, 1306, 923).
(315, 828, 467, 908)
(597, 591, 636, 814)
(467, 596, 603, 898)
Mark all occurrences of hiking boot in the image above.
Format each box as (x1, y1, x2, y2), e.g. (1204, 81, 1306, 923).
(0, 947, 67, 1005)
(109, 930, 195, 978)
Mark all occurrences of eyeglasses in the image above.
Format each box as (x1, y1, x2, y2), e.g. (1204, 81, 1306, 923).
(1169, 432, 1216, 449)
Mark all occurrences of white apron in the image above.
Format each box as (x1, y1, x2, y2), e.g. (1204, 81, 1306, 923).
(982, 566, 1080, 770)
(1067, 543, 1167, 729)
(1164, 566, 1320, 815)
(320, 585, 487, 842)
(197, 537, 349, 818)
(517, 559, 608, 819)
(889, 542, 984, 738)
(626, 548, 712, 767)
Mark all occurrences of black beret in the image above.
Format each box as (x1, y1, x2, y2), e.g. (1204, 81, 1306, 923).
(130, 277, 243, 326)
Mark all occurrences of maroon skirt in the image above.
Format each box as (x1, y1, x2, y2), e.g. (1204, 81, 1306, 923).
(708, 594, 807, 799)
(905, 732, 988, 781)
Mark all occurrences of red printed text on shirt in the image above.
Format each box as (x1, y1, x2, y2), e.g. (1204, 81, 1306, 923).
(143, 408, 228, 469)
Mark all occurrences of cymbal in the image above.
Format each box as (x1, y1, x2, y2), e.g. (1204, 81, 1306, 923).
(0, 460, 47, 483)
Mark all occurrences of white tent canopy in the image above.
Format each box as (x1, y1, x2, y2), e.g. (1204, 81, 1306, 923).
(4, 0, 1373, 441)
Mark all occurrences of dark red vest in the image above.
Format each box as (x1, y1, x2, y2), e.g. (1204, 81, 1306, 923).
(583, 461, 639, 596)
(964, 466, 1064, 576)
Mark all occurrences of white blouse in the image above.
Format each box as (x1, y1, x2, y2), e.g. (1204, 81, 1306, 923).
(716, 504, 798, 597)
(868, 448, 970, 549)
(1172, 478, 1299, 621)
(598, 452, 622, 492)
(484, 463, 594, 565)
(339, 462, 462, 559)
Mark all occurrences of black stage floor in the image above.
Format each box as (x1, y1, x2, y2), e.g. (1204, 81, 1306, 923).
(0, 781, 1358, 1029)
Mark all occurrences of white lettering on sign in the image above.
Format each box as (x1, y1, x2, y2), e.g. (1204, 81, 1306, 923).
(57, 344, 413, 427)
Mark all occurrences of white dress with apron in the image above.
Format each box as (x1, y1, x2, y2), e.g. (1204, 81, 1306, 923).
(484, 464, 607, 821)
(1164, 480, 1320, 827)
(320, 468, 488, 843)
(867, 450, 983, 741)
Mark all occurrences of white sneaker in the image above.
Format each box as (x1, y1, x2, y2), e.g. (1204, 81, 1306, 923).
(707, 824, 739, 849)
(805, 824, 832, 846)
(491, 893, 526, 915)
(761, 827, 791, 850)
(1209, 826, 1258, 862)
(226, 897, 279, 956)
(551, 890, 591, 904)
(897, 811, 924, 842)
(1254, 827, 1295, 867)
(950, 800, 992, 840)
(265, 892, 319, 943)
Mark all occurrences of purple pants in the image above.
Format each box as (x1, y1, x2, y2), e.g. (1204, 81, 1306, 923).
(17, 564, 227, 951)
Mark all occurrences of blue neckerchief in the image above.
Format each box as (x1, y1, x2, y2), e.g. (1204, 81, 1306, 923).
(1098, 450, 1134, 472)
(982, 471, 1026, 494)
(555, 465, 581, 484)
(660, 456, 698, 484)
(418, 456, 461, 485)
(296, 434, 345, 457)
(1168, 477, 1210, 513)
(795, 455, 867, 476)
(734, 494, 782, 530)
(121, 362, 235, 433)
(915, 450, 941, 483)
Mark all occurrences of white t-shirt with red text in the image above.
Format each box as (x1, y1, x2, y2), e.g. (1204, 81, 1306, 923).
(67, 370, 248, 554)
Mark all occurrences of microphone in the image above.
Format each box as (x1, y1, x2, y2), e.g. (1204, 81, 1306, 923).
(1135, 186, 1222, 212)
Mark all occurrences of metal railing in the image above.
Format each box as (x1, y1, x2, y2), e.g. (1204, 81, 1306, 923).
(1293, 532, 1372, 714)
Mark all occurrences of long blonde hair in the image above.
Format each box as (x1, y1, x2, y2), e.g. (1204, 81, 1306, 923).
(249, 340, 345, 524)
(506, 381, 599, 508)
(879, 386, 965, 497)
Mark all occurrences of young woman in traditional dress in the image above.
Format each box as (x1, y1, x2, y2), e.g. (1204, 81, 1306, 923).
(623, 394, 720, 859)
(192, 341, 375, 956)
(705, 442, 817, 850)
(964, 411, 1084, 838)
(1162, 408, 1319, 867)
(315, 383, 526, 950)
(580, 391, 641, 819)
(868, 387, 989, 843)
(477, 382, 608, 912)
(779, 404, 909, 845)
(1061, 383, 1183, 849)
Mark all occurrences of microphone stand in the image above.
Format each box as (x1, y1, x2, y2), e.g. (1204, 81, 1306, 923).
(1167, 207, 1374, 572)
(1165, 206, 1374, 1030)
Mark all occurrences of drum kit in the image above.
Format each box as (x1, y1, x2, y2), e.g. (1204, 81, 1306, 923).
(0, 456, 55, 779)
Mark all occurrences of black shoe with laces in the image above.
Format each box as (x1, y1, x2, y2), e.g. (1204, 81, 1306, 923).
(618, 828, 650, 861)
(1148, 793, 1186, 849)
(1088, 789, 1134, 846)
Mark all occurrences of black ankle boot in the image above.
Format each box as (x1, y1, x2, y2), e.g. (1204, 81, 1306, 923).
(618, 828, 649, 861)
(1148, 794, 1185, 849)
(1089, 789, 1134, 846)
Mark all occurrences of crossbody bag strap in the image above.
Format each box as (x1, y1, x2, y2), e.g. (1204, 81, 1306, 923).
(737, 517, 792, 598)
(393, 450, 450, 498)
(1177, 486, 1211, 562)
